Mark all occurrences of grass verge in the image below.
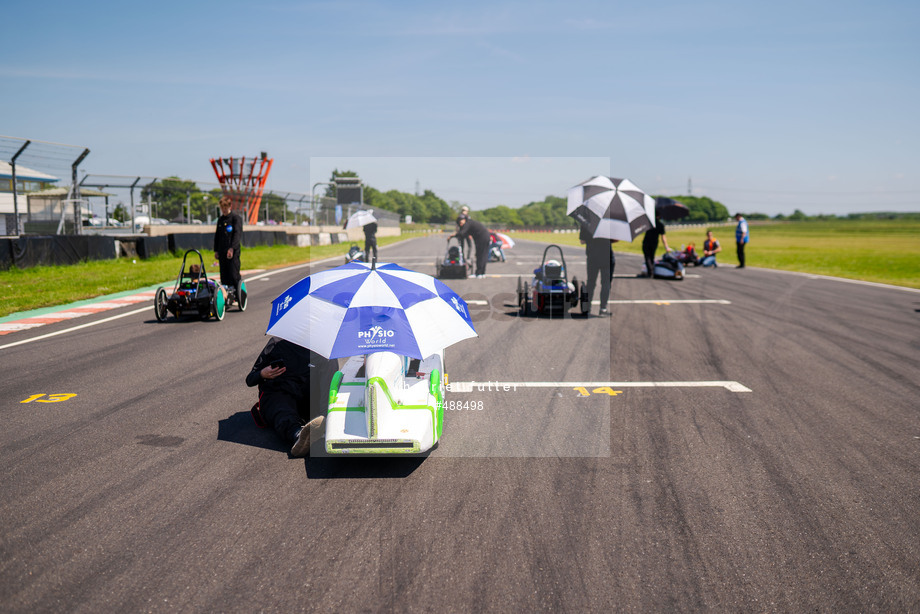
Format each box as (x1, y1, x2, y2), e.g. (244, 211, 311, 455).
(507, 219, 920, 289)
(0, 235, 407, 318)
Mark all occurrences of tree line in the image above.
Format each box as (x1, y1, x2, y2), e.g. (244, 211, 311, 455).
(111, 172, 763, 227)
(326, 170, 734, 226)
(749, 210, 920, 221)
(107, 172, 917, 228)
(109, 177, 296, 224)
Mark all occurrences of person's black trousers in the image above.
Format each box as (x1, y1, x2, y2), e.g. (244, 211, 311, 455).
(219, 253, 241, 287)
(586, 253, 612, 308)
(259, 390, 306, 445)
(736, 241, 746, 267)
(365, 237, 378, 261)
(642, 245, 656, 278)
(474, 239, 489, 276)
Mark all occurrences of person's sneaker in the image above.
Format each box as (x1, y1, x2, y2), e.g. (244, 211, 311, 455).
(290, 416, 324, 458)
(598, 308, 611, 317)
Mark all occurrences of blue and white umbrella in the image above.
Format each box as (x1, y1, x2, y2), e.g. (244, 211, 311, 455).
(266, 261, 478, 359)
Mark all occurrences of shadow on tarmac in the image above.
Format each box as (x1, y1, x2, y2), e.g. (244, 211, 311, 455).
(304, 455, 427, 479)
(217, 411, 288, 453)
(217, 412, 428, 478)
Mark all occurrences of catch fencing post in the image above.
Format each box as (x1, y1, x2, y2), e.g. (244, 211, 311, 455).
(10, 140, 31, 236)
(71, 148, 89, 235)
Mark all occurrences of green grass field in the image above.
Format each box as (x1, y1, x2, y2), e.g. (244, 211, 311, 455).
(508, 219, 920, 289)
(0, 236, 405, 318)
(1, 220, 917, 319)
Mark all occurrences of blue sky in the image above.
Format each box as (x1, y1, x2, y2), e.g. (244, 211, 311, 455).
(2, 0, 919, 215)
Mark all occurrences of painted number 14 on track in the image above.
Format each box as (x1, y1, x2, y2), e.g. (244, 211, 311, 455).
(573, 387, 622, 397)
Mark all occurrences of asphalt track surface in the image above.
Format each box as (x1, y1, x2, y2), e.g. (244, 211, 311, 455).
(1, 234, 918, 612)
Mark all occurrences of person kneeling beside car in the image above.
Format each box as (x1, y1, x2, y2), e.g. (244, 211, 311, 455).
(246, 337, 338, 457)
(700, 230, 722, 267)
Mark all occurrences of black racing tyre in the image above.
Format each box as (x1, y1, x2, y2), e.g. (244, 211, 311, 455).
(154, 288, 168, 322)
(212, 286, 226, 321)
(519, 281, 530, 316)
(236, 281, 248, 311)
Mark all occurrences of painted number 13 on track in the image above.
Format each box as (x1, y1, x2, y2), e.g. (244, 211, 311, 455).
(21, 393, 77, 403)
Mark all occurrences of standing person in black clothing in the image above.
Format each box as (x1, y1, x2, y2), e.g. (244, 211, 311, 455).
(214, 195, 243, 290)
(363, 212, 378, 262)
(455, 206, 473, 263)
(246, 337, 338, 457)
(451, 216, 491, 277)
(580, 224, 616, 317)
(641, 213, 671, 278)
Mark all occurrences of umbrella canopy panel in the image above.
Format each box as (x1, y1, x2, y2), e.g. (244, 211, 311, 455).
(567, 176, 655, 242)
(266, 261, 477, 359)
(345, 209, 377, 229)
(495, 232, 515, 249)
(655, 197, 690, 221)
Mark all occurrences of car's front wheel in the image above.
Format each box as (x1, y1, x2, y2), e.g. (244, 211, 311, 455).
(212, 286, 226, 321)
(154, 288, 169, 322)
(236, 281, 247, 311)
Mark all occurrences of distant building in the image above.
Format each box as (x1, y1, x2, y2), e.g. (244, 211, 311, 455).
(0, 162, 59, 234)
(0, 161, 59, 212)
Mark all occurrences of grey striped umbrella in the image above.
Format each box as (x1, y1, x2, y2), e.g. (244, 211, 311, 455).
(567, 176, 655, 241)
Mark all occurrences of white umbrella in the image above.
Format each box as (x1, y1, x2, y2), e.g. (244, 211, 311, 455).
(344, 209, 377, 229)
(567, 176, 655, 241)
(494, 232, 515, 249)
(266, 261, 478, 359)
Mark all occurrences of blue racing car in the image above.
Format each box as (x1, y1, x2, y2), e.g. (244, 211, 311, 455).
(517, 244, 590, 318)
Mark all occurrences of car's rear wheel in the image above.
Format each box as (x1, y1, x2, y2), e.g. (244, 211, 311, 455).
(154, 288, 168, 322)
(519, 281, 530, 316)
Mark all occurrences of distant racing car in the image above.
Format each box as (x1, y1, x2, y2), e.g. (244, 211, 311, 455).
(154, 249, 247, 322)
(436, 237, 472, 279)
(344, 243, 366, 264)
(517, 244, 589, 317)
(640, 250, 685, 280)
